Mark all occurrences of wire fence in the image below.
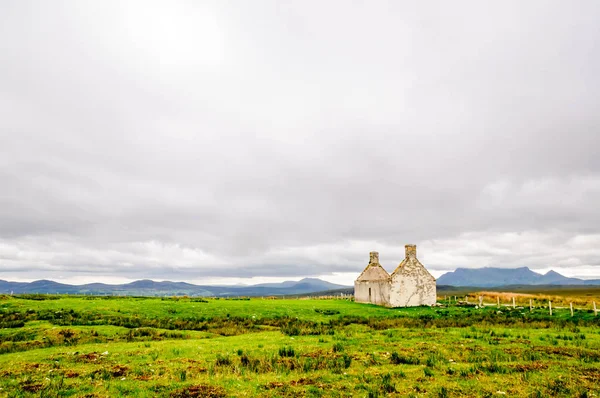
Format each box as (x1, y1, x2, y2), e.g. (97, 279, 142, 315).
(274, 293, 599, 317)
(440, 294, 598, 317)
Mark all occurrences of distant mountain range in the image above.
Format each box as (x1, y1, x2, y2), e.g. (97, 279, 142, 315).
(437, 267, 600, 287)
(0, 278, 348, 297)
(3, 267, 598, 296)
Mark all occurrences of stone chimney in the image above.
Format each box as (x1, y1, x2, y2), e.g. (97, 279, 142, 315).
(405, 244, 416, 259)
(369, 251, 380, 265)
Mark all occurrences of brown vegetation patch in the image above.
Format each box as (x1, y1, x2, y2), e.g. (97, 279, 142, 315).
(76, 352, 100, 362)
(65, 371, 80, 378)
(477, 292, 538, 300)
(181, 359, 208, 373)
(580, 368, 600, 382)
(188, 366, 208, 373)
(534, 346, 577, 357)
(300, 349, 327, 358)
(181, 358, 202, 364)
(503, 347, 523, 355)
(475, 291, 599, 306)
(288, 377, 330, 390)
(110, 365, 128, 377)
(289, 377, 316, 386)
(21, 362, 48, 374)
(512, 362, 549, 372)
(169, 384, 226, 398)
(20, 381, 43, 392)
(265, 381, 286, 389)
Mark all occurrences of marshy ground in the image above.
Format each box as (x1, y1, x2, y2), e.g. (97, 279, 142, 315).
(0, 293, 599, 397)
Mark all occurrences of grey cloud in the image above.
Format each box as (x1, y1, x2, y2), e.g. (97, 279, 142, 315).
(1, 1, 600, 283)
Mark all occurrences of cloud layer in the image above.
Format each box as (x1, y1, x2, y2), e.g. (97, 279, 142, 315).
(1, 1, 600, 283)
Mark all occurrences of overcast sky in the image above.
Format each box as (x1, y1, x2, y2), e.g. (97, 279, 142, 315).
(1, 1, 600, 285)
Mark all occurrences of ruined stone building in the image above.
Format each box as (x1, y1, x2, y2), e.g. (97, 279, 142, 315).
(354, 245, 436, 307)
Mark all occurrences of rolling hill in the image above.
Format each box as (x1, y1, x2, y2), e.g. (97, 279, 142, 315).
(0, 278, 349, 297)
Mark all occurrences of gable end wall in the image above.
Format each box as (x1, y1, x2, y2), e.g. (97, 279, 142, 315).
(389, 259, 436, 307)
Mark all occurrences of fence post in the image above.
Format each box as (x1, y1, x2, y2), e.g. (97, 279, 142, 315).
(465, 295, 469, 304)
(570, 302, 574, 317)
(512, 297, 516, 309)
(479, 296, 483, 307)
(497, 296, 500, 308)
(529, 299, 533, 312)
(549, 301, 552, 316)
(594, 301, 597, 316)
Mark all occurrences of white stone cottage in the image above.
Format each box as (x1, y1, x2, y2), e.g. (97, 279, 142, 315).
(354, 244, 436, 307)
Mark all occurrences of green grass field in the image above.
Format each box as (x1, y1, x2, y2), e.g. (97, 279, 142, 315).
(1, 295, 599, 397)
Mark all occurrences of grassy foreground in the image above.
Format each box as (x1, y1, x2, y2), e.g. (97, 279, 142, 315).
(1, 295, 599, 397)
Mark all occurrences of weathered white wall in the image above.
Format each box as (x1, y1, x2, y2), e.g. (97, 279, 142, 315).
(389, 258, 436, 307)
(354, 279, 390, 306)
